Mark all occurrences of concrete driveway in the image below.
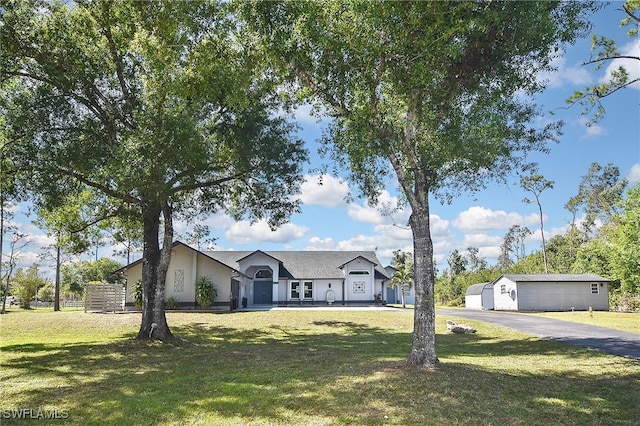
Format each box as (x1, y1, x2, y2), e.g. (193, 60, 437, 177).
(438, 308, 640, 361)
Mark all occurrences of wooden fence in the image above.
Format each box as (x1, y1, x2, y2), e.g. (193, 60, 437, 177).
(84, 284, 125, 313)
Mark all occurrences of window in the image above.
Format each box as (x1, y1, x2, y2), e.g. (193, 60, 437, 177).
(290, 281, 300, 299)
(500, 284, 507, 294)
(349, 271, 370, 275)
(174, 269, 184, 292)
(353, 281, 366, 293)
(255, 269, 272, 279)
(591, 283, 599, 294)
(303, 281, 313, 299)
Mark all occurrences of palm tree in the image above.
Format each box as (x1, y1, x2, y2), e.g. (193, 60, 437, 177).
(390, 259, 414, 309)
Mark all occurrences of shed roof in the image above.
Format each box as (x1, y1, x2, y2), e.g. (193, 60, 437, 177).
(497, 274, 609, 283)
(465, 282, 492, 295)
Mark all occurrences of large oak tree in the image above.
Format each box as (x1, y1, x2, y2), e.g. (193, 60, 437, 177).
(241, 0, 596, 367)
(1, 0, 307, 339)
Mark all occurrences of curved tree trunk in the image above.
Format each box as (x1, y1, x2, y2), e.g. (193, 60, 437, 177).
(537, 199, 549, 273)
(137, 200, 173, 340)
(405, 206, 438, 368)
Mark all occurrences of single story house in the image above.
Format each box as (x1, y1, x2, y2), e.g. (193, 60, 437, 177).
(118, 241, 391, 309)
(492, 274, 610, 311)
(464, 282, 494, 310)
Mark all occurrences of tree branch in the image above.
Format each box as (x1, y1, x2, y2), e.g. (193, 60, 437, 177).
(171, 169, 254, 193)
(56, 167, 140, 204)
(66, 200, 138, 235)
(100, 13, 137, 131)
(583, 55, 640, 66)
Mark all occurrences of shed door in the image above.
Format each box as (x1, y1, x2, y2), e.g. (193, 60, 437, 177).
(253, 281, 273, 304)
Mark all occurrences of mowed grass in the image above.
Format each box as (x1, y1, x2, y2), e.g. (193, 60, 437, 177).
(524, 310, 640, 334)
(1, 309, 639, 425)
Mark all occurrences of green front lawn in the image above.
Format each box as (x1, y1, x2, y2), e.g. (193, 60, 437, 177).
(1, 309, 638, 425)
(525, 310, 640, 334)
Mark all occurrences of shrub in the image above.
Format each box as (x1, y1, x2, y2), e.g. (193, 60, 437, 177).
(11, 266, 50, 309)
(610, 291, 640, 312)
(195, 276, 217, 308)
(165, 297, 180, 310)
(132, 280, 143, 308)
(37, 283, 54, 302)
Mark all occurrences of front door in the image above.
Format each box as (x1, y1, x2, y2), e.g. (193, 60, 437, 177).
(386, 287, 397, 304)
(253, 281, 273, 304)
(231, 279, 240, 310)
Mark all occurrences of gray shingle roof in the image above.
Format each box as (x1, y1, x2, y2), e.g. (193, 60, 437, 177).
(499, 274, 609, 283)
(465, 282, 492, 295)
(205, 250, 389, 280)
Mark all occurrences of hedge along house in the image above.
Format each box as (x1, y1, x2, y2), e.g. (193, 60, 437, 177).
(118, 241, 391, 309)
(492, 274, 610, 311)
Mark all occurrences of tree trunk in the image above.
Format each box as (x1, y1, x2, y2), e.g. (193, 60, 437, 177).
(136, 201, 173, 340)
(54, 242, 61, 311)
(537, 199, 548, 273)
(0, 198, 7, 315)
(405, 206, 439, 368)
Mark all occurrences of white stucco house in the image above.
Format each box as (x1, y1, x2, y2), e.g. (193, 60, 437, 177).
(117, 241, 391, 309)
(492, 274, 610, 311)
(464, 282, 494, 310)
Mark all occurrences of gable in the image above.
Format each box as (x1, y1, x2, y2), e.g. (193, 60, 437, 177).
(206, 250, 388, 280)
(115, 241, 239, 276)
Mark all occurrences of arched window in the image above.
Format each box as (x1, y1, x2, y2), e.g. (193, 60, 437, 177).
(255, 269, 273, 279)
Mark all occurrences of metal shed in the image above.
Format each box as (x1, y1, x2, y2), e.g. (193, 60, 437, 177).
(465, 282, 494, 310)
(492, 274, 609, 311)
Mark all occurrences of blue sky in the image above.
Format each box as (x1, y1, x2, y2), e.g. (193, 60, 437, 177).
(5, 2, 640, 278)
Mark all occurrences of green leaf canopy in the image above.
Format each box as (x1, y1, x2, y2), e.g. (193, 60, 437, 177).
(1, 0, 308, 339)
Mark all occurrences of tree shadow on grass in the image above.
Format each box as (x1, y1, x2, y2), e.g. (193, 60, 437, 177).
(1, 318, 639, 425)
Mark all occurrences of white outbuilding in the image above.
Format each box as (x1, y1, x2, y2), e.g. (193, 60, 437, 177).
(465, 282, 494, 310)
(492, 274, 609, 311)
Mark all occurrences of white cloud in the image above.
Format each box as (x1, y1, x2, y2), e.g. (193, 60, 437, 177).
(578, 117, 606, 139)
(293, 103, 327, 124)
(601, 40, 640, 90)
(542, 55, 593, 88)
(347, 203, 386, 225)
(429, 214, 452, 238)
(224, 220, 308, 245)
(628, 163, 640, 184)
(305, 236, 337, 250)
(305, 234, 381, 253)
(304, 213, 449, 267)
(24, 233, 55, 250)
(15, 251, 44, 269)
(300, 174, 349, 208)
(346, 190, 408, 225)
(452, 206, 539, 232)
(372, 223, 413, 242)
(461, 233, 503, 249)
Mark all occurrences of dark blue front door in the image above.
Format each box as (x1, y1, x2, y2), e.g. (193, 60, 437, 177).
(254, 281, 273, 304)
